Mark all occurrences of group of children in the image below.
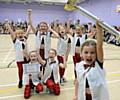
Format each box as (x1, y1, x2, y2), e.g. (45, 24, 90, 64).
(5, 9, 109, 100)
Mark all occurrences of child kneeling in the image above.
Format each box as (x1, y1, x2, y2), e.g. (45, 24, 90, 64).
(38, 48, 64, 95)
(23, 51, 44, 99)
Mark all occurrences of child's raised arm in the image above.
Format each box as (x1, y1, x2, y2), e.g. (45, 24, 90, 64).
(27, 9, 36, 34)
(23, 49, 29, 61)
(66, 38, 71, 61)
(25, 25, 31, 38)
(66, 19, 75, 36)
(37, 50, 46, 65)
(66, 24, 74, 36)
(96, 20, 103, 63)
(5, 20, 16, 41)
(48, 25, 59, 38)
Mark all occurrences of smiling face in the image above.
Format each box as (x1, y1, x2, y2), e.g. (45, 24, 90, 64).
(48, 49, 57, 60)
(75, 26, 83, 36)
(59, 26, 66, 36)
(29, 51, 38, 63)
(81, 40, 96, 65)
(39, 22, 48, 32)
(15, 29, 25, 41)
(81, 46, 96, 64)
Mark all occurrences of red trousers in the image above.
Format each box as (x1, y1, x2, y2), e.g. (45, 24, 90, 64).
(36, 83, 43, 93)
(16, 61, 25, 81)
(73, 53, 81, 78)
(57, 55, 65, 78)
(46, 79, 60, 95)
(24, 83, 43, 99)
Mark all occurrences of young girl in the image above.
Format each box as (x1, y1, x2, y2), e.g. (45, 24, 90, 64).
(23, 51, 43, 99)
(68, 26, 88, 79)
(28, 9, 58, 75)
(56, 25, 71, 84)
(37, 48, 64, 95)
(73, 21, 109, 100)
(50, 25, 71, 84)
(5, 21, 30, 88)
(28, 9, 58, 59)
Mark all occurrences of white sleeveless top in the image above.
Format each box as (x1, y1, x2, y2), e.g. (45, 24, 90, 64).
(35, 31, 51, 59)
(14, 39, 27, 62)
(42, 58, 60, 84)
(57, 35, 68, 56)
(76, 61, 109, 100)
(71, 33, 87, 56)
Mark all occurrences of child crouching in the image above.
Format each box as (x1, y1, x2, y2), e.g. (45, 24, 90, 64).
(23, 51, 43, 99)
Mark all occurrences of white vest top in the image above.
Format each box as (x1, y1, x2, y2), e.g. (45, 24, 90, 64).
(57, 35, 68, 56)
(76, 61, 109, 100)
(36, 31, 51, 59)
(23, 62, 41, 85)
(42, 58, 60, 84)
(71, 33, 87, 56)
(14, 39, 27, 62)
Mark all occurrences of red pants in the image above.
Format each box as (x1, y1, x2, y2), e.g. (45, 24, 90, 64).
(46, 79, 60, 95)
(36, 83, 43, 93)
(24, 83, 43, 99)
(16, 61, 25, 81)
(73, 53, 81, 78)
(57, 55, 65, 78)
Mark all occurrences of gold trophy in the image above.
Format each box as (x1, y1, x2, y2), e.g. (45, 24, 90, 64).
(64, 0, 120, 39)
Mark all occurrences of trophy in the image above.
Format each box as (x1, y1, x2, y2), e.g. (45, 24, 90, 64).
(64, 0, 120, 40)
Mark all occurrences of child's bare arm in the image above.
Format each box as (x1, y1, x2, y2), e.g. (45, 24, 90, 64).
(73, 79, 78, 100)
(37, 50, 46, 65)
(27, 9, 36, 34)
(49, 26, 59, 38)
(96, 20, 103, 63)
(59, 63, 64, 68)
(87, 32, 95, 39)
(5, 21, 16, 41)
(66, 39, 71, 61)
(67, 28, 74, 36)
(66, 19, 74, 36)
(22, 43, 29, 61)
(23, 49, 29, 61)
(39, 71, 43, 80)
(25, 25, 31, 38)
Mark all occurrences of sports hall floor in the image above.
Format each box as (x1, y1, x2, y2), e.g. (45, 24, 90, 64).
(0, 34, 120, 100)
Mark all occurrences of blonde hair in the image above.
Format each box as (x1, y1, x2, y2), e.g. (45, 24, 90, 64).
(58, 25, 65, 30)
(76, 25, 84, 30)
(29, 50, 37, 56)
(76, 26, 85, 34)
(15, 29, 25, 35)
(81, 39, 97, 53)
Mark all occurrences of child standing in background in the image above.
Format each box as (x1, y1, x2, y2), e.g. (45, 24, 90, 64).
(49, 25, 71, 84)
(56, 25, 71, 84)
(68, 26, 88, 79)
(5, 20, 30, 88)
